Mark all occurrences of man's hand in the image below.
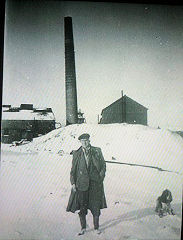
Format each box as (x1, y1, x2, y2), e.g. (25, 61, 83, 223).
(72, 184, 76, 192)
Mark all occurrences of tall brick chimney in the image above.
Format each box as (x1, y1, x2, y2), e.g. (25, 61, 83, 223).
(64, 16, 78, 125)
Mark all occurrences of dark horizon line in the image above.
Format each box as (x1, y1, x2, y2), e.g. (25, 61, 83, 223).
(49, 0, 183, 6)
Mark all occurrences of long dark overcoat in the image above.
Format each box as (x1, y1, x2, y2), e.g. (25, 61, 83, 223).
(66, 146, 107, 213)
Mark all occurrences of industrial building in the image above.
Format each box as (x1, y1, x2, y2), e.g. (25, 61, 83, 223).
(1, 104, 56, 144)
(77, 109, 86, 124)
(99, 92, 148, 125)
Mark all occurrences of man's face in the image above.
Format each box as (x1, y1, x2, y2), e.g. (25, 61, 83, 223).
(80, 139, 90, 149)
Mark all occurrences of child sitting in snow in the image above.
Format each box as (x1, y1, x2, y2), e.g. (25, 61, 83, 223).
(155, 189, 175, 217)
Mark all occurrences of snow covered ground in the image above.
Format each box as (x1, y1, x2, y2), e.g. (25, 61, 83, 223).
(0, 123, 182, 240)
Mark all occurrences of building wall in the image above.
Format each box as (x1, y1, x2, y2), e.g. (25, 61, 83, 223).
(2, 120, 33, 130)
(125, 96, 148, 125)
(1, 119, 55, 143)
(100, 99, 122, 124)
(100, 96, 147, 125)
(33, 120, 55, 135)
(2, 120, 32, 143)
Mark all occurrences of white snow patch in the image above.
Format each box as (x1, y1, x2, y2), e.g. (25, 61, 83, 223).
(0, 123, 182, 240)
(2, 110, 55, 120)
(2, 123, 183, 174)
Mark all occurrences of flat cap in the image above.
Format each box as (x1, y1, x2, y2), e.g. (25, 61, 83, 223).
(78, 133, 90, 140)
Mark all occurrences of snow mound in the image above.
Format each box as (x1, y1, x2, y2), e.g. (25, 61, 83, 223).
(2, 123, 183, 174)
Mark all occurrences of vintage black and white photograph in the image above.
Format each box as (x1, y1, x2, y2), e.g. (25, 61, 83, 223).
(1, 0, 183, 239)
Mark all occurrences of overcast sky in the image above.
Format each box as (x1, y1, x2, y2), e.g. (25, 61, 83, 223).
(2, 0, 183, 130)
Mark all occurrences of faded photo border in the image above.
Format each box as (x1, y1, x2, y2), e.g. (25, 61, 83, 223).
(1, 0, 183, 240)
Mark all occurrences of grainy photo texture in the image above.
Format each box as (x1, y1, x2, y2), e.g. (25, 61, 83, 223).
(1, 1, 183, 239)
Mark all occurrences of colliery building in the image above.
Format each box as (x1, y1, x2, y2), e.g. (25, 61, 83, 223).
(99, 93, 148, 125)
(1, 104, 56, 144)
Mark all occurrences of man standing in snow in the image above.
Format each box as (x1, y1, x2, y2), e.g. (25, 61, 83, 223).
(66, 133, 107, 235)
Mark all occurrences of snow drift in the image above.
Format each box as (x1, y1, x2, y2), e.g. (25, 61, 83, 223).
(3, 123, 183, 174)
(1, 123, 182, 240)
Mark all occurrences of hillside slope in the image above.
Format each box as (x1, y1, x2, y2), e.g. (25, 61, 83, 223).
(3, 123, 183, 174)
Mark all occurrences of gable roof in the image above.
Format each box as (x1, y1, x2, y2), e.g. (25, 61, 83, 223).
(101, 95, 148, 114)
(125, 95, 148, 110)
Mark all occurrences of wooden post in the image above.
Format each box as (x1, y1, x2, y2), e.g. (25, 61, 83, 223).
(98, 114, 100, 124)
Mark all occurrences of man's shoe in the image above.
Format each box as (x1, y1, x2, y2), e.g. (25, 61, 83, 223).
(94, 229, 102, 234)
(78, 228, 86, 236)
